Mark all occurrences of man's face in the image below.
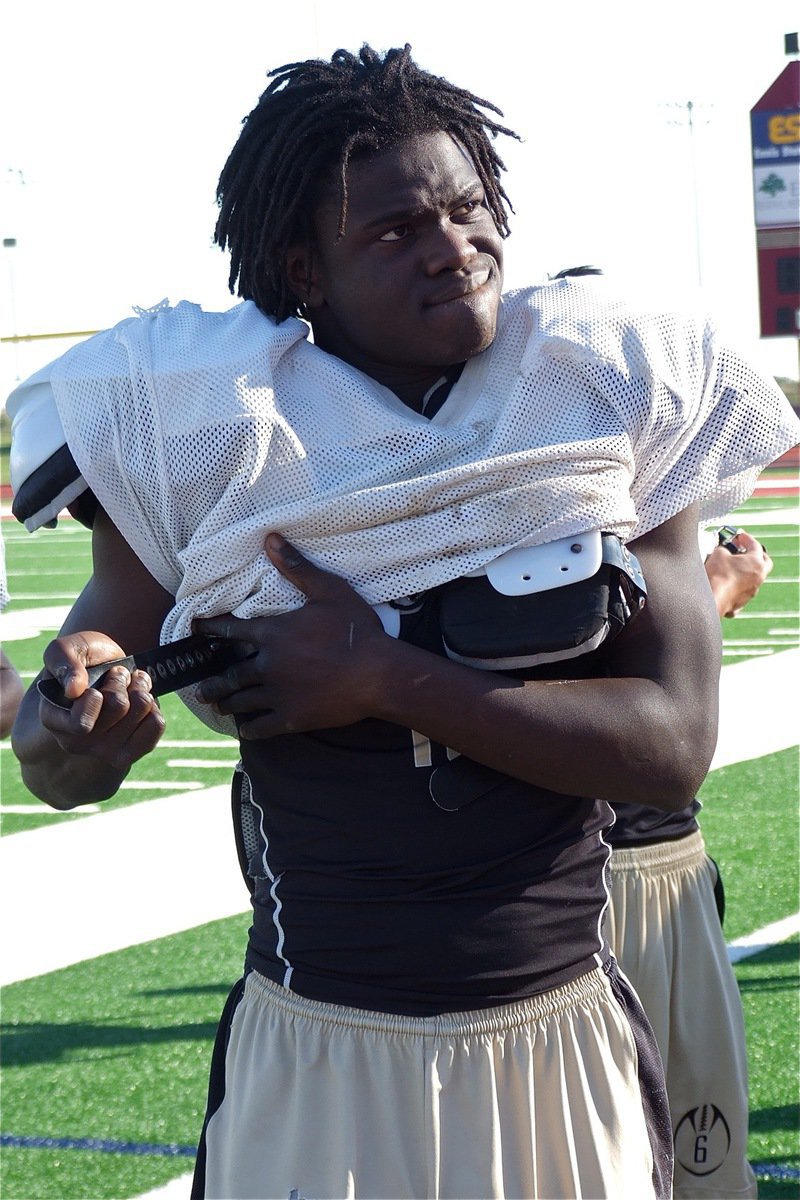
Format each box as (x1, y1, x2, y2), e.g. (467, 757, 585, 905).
(288, 131, 504, 400)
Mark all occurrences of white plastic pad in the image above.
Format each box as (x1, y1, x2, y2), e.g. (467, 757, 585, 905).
(480, 531, 603, 596)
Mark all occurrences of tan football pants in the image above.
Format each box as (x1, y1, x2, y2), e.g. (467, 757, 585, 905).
(607, 830, 758, 1199)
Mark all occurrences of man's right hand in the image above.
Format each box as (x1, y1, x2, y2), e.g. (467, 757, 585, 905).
(10, 508, 175, 809)
(38, 630, 166, 767)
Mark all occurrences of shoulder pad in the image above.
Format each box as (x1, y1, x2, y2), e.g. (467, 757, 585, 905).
(6, 376, 89, 531)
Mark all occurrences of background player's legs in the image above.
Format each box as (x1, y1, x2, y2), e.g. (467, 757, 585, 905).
(608, 832, 757, 1198)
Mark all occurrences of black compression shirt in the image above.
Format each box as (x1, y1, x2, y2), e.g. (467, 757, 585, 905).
(607, 800, 700, 846)
(239, 591, 615, 1015)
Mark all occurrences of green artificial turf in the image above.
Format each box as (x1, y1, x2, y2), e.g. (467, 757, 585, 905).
(0, 687, 238, 833)
(716, 514, 798, 667)
(1, 747, 796, 1200)
(737, 936, 800, 1198)
(698, 747, 800, 942)
(0, 915, 248, 1199)
(0, 1150, 190, 1200)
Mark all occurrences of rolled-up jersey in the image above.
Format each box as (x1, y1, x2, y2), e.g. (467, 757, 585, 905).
(8, 277, 798, 655)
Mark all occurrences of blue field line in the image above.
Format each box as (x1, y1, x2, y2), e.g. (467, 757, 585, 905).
(2, 1133, 797, 1181)
(3, 1132, 798, 1183)
(0, 1133, 196, 1158)
(2, 1133, 798, 1187)
(752, 1161, 800, 1182)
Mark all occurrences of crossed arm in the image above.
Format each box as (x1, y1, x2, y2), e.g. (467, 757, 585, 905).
(12, 502, 722, 812)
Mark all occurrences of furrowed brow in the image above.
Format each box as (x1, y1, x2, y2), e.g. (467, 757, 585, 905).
(362, 181, 484, 233)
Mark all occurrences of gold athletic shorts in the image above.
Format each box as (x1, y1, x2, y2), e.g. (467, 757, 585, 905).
(196, 962, 670, 1199)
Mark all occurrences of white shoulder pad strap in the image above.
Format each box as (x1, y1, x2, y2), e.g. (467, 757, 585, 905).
(6, 374, 88, 531)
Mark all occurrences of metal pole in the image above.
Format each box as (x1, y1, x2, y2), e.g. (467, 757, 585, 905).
(686, 101, 703, 289)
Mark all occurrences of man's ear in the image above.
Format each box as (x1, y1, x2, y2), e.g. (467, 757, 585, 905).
(285, 243, 325, 310)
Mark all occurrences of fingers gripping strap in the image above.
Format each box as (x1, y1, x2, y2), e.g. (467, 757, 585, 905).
(37, 634, 256, 709)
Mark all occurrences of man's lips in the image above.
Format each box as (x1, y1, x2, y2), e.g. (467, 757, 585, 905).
(424, 265, 494, 307)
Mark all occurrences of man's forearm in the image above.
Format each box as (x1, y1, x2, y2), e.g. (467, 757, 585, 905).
(367, 640, 717, 811)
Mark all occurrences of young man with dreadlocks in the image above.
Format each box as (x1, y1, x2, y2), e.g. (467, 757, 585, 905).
(8, 44, 798, 1200)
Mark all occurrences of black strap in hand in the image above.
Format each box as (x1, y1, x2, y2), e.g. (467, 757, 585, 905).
(37, 634, 255, 709)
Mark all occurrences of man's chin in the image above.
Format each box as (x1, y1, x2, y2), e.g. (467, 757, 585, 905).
(442, 293, 500, 360)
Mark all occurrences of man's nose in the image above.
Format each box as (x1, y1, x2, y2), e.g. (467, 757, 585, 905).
(423, 222, 478, 274)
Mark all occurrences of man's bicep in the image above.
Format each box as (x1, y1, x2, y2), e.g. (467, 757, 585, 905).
(601, 506, 722, 795)
(610, 504, 721, 696)
(59, 508, 174, 651)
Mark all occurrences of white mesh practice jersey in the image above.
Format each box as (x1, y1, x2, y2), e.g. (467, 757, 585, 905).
(8, 277, 798, 652)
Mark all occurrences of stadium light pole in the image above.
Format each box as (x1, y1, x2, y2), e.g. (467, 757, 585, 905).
(686, 101, 703, 289)
(665, 100, 711, 291)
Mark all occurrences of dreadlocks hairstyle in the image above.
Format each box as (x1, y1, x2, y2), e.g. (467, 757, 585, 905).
(215, 44, 520, 321)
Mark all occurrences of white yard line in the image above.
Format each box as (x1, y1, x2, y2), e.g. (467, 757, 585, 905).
(0, 604, 72, 641)
(719, 506, 798, 526)
(728, 913, 800, 963)
(1, 804, 102, 816)
(159, 740, 233, 749)
(165, 759, 240, 770)
(136, 1171, 194, 1198)
(710, 647, 799, 770)
(117, 779, 207, 790)
(0, 786, 248, 986)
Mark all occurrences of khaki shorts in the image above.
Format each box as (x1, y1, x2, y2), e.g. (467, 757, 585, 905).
(195, 962, 671, 1199)
(607, 830, 757, 1199)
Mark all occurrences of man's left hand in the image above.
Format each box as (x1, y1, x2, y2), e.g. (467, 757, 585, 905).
(193, 533, 388, 738)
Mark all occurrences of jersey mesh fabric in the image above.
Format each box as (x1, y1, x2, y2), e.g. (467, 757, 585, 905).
(42, 277, 797, 659)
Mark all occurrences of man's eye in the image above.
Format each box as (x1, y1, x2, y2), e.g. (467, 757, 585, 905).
(454, 199, 482, 218)
(379, 225, 410, 242)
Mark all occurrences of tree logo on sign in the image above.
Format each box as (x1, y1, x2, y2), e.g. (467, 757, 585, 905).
(758, 173, 787, 198)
